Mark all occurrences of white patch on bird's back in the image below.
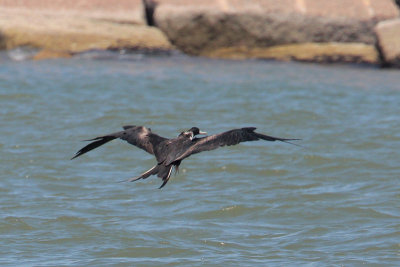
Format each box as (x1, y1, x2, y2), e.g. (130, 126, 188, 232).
(138, 126, 150, 138)
(183, 131, 194, 140)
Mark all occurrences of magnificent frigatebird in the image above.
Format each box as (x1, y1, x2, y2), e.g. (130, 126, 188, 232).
(72, 126, 300, 188)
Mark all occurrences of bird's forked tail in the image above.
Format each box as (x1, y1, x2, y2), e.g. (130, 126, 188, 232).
(122, 164, 174, 189)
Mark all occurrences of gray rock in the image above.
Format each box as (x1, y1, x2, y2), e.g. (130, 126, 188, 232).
(153, 0, 399, 58)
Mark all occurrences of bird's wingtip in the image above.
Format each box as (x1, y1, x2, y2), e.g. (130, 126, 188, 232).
(281, 139, 303, 147)
(70, 154, 79, 160)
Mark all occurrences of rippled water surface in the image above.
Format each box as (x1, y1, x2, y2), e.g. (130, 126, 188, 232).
(1, 53, 399, 266)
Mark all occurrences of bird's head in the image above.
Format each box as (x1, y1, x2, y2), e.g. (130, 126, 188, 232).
(189, 127, 207, 136)
(180, 127, 207, 139)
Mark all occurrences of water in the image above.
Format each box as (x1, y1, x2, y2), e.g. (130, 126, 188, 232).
(0, 53, 399, 266)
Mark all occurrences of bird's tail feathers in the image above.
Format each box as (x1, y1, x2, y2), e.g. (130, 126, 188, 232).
(158, 165, 173, 189)
(120, 164, 174, 189)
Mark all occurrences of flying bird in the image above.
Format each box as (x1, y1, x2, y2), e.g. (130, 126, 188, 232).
(72, 126, 300, 188)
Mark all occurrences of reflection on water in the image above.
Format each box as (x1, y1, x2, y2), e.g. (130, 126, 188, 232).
(5, 46, 39, 61)
(0, 53, 399, 266)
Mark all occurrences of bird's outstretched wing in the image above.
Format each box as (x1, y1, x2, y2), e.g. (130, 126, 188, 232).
(71, 126, 167, 159)
(166, 127, 300, 164)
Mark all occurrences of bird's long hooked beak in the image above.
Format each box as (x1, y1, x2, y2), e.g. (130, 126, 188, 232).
(199, 131, 207, 135)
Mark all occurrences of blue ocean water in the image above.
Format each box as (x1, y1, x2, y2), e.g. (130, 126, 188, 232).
(0, 52, 399, 266)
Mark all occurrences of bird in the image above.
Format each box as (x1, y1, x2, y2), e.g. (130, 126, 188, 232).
(71, 126, 300, 188)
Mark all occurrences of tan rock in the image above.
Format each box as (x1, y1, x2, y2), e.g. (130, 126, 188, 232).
(0, 0, 146, 24)
(205, 42, 378, 64)
(375, 19, 400, 67)
(0, 0, 173, 58)
(153, 0, 399, 62)
(33, 50, 73, 60)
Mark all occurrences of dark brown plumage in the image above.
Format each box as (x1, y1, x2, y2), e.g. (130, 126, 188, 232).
(72, 126, 300, 188)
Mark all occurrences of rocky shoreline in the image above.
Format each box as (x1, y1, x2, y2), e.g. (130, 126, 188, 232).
(0, 0, 172, 60)
(0, 0, 399, 67)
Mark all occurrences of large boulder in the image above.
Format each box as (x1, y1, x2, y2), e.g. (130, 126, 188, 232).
(153, 0, 399, 62)
(375, 19, 400, 68)
(0, 0, 146, 24)
(0, 0, 172, 59)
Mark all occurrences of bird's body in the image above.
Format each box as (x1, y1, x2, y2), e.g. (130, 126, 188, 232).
(72, 126, 299, 188)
